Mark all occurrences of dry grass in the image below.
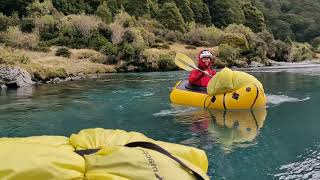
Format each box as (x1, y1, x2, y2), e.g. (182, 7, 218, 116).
(1, 47, 115, 80)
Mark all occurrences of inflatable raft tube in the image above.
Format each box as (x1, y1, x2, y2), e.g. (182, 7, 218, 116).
(0, 128, 209, 180)
(170, 80, 267, 110)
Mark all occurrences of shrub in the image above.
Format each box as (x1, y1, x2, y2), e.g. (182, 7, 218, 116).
(58, 15, 104, 38)
(96, 2, 112, 24)
(290, 42, 315, 62)
(165, 31, 177, 42)
(0, 13, 12, 32)
(20, 18, 35, 33)
(0, 48, 30, 65)
(311, 36, 320, 49)
(4, 26, 39, 50)
(222, 33, 249, 51)
(218, 43, 240, 65)
(55, 47, 71, 58)
(184, 26, 224, 46)
(158, 53, 177, 70)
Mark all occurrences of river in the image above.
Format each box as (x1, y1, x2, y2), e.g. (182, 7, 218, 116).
(1, 67, 320, 180)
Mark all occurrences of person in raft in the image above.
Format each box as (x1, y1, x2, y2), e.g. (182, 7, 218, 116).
(187, 50, 216, 90)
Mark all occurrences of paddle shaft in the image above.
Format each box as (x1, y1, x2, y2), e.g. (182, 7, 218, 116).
(175, 55, 213, 78)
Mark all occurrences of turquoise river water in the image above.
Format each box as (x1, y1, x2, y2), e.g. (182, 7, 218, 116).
(1, 67, 320, 180)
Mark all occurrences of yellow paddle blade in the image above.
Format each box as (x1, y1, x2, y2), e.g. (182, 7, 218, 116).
(175, 53, 197, 71)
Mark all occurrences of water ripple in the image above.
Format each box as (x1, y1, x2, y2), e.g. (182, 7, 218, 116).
(267, 94, 310, 106)
(275, 145, 320, 180)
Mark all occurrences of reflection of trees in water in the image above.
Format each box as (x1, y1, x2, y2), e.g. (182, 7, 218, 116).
(177, 108, 267, 152)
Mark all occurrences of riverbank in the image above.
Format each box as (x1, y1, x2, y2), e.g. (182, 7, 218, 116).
(1, 44, 320, 89)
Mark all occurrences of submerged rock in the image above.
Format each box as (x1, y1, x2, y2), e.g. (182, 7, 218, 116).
(0, 66, 35, 88)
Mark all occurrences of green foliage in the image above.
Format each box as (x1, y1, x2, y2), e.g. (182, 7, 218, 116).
(174, 0, 194, 23)
(20, 18, 35, 33)
(0, 49, 30, 65)
(121, 43, 136, 61)
(96, 2, 112, 24)
(125, 0, 151, 17)
(290, 42, 315, 62)
(207, 0, 245, 27)
(0, 0, 33, 17)
(52, 0, 86, 15)
(311, 37, 320, 49)
(55, 47, 71, 58)
(158, 3, 186, 32)
(190, 0, 203, 24)
(158, 53, 177, 70)
(106, 0, 120, 17)
(218, 43, 240, 65)
(222, 33, 249, 52)
(185, 25, 224, 46)
(201, 3, 211, 26)
(243, 3, 266, 32)
(0, 13, 12, 32)
(271, 20, 295, 41)
(26, 0, 55, 17)
(3, 26, 39, 50)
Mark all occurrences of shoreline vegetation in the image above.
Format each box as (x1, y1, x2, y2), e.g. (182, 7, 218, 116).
(1, 0, 320, 88)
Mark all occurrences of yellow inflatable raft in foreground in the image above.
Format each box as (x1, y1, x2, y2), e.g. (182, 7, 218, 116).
(170, 68, 267, 110)
(0, 128, 209, 180)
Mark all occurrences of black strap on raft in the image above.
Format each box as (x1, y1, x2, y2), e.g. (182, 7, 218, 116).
(74, 142, 206, 180)
(125, 141, 206, 180)
(250, 85, 260, 108)
(75, 148, 100, 156)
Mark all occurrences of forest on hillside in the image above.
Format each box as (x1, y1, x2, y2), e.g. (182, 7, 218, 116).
(0, 0, 319, 73)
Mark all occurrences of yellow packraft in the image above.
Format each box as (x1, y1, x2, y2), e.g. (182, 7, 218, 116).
(0, 128, 209, 180)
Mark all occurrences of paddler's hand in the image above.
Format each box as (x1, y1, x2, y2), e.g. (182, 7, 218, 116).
(203, 71, 210, 77)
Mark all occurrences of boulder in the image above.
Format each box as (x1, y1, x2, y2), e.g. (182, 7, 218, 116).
(0, 66, 35, 88)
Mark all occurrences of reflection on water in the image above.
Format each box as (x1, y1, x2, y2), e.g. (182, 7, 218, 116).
(175, 108, 267, 153)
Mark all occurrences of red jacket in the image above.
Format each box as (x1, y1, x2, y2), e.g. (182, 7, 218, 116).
(188, 51, 216, 87)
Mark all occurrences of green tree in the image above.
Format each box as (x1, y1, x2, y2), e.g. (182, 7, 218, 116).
(96, 2, 112, 24)
(125, 0, 151, 17)
(158, 3, 186, 32)
(174, 0, 194, 23)
(272, 20, 295, 41)
(201, 3, 211, 26)
(243, 3, 266, 32)
(190, 0, 203, 23)
(52, 0, 86, 15)
(0, 0, 33, 16)
(207, 0, 245, 27)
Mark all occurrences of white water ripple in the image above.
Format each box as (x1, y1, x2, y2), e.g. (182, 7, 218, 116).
(267, 94, 310, 106)
(153, 107, 197, 117)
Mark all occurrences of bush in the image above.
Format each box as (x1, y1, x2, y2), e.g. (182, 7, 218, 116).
(0, 49, 30, 65)
(290, 42, 315, 62)
(4, 26, 39, 50)
(165, 31, 177, 42)
(20, 18, 35, 33)
(58, 15, 104, 38)
(184, 25, 224, 46)
(311, 36, 320, 49)
(55, 47, 71, 58)
(218, 43, 240, 65)
(0, 13, 12, 32)
(158, 53, 177, 70)
(222, 33, 249, 51)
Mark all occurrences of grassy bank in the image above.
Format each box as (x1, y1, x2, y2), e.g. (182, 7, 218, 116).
(0, 47, 116, 81)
